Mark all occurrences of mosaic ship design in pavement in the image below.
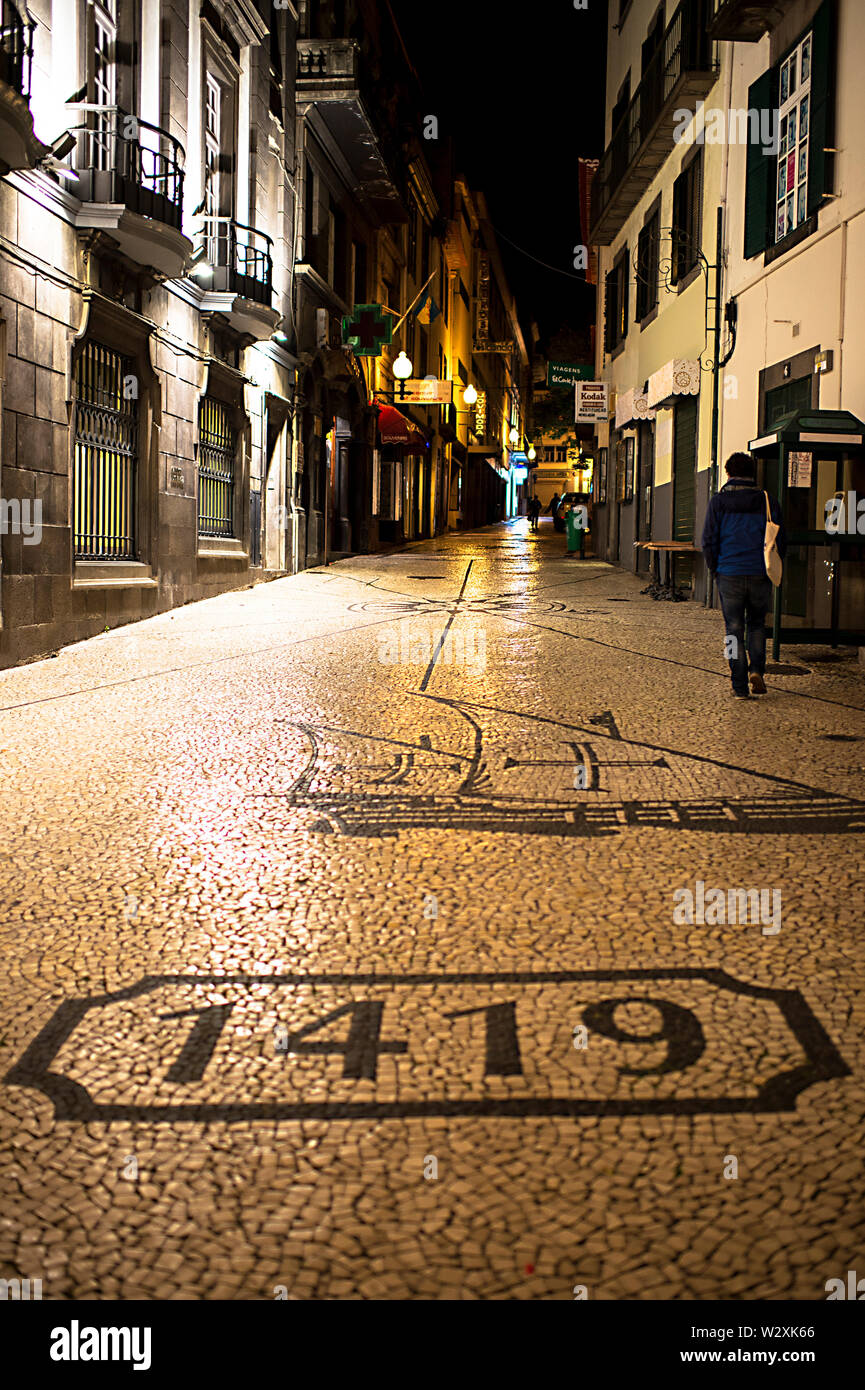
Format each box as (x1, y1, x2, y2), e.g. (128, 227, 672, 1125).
(262, 700, 865, 839)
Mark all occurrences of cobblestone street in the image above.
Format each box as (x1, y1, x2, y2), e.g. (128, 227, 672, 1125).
(2, 518, 864, 1301)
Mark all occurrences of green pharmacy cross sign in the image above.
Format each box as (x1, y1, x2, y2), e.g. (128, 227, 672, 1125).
(342, 304, 393, 357)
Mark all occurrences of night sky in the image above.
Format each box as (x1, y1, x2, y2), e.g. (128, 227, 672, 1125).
(390, 0, 609, 347)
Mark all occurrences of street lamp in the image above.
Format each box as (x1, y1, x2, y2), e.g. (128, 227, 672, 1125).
(509, 426, 519, 446)
(393, 350, 413, 400)
(462, 383, 477, 406)
(527, 445, 536, 461)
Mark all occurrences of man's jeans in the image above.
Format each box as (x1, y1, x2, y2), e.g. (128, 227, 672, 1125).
(716, 574, 773, 693)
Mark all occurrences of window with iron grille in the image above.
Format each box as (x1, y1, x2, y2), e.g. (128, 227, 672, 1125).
(198, 396, 236, 537)
(671, 150, 703, 284)
(74, 340, 138, 560)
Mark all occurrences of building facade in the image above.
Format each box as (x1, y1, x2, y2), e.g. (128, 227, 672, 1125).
(590, 0, 864, 642)
(0, 0, 297, 670)
(0, 0, 531, 669)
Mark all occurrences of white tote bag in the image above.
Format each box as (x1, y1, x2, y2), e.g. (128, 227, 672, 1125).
(764, 491, 783, 586)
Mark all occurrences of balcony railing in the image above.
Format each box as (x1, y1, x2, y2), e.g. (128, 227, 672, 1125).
(0, 0, 34, 100)
(200, 216, 273, 306)
(709, 0, 788, 43)
(296, 39, 359, 84)
(72, 108, 185, 229)
(591, 0, 716, 243)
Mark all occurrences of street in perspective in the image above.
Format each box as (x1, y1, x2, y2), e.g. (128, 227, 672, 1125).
(0, 0, 864, 1358)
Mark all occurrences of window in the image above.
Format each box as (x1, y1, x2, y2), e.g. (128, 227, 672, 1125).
(744, 1, 833, 260)
(351, 240, 367, 305)
(204, 74, 222, 224)
(671, 150, 702, 284)
(421, 220, 430, 283)
(557, 446, 567, 464)
(636, 211, 659, 321)
(440, 244, 449, 325)
(198, 397, 236, 537)
(604, 246, 629, 353)
(407, 199, 419, 276)
(333, 207, 348, 301)
(776, 32, 812, 242)
(74, 340, 138, 560)
(92, 0, 116, 171)
(611, 72, 630, 136)
(304, 157, 315, 260)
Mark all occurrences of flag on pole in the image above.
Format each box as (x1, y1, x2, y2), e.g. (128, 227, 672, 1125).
(415, 291, 441, 325)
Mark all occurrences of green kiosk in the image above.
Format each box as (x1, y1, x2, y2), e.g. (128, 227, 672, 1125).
(748, 409, 865, 659)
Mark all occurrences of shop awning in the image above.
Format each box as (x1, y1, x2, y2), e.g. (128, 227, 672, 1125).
(749, 409, 865, 452)
(645, 359, 700, 410)
(376, 404, 429, 453)
(615, 387, 656, 428)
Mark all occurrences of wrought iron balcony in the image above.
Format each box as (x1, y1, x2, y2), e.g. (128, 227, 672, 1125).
(200, 216, 273, 306)
(295, 37, 403, 224)
(73, 108, 185, 230)
(709, 0, 788, 42)
(0, 0, 43, 172)
(196, 216, 279, 342)
(0, 0, 33, 99)
(590, 0, 718, 245)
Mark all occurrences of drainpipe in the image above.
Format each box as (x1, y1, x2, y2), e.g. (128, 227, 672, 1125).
(706, 43, 734, 608)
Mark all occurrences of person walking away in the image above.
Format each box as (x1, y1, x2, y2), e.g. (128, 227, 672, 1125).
(547, 492, 560, 519)
(528, 495, 541, 530)
(701, 451, 787, 698)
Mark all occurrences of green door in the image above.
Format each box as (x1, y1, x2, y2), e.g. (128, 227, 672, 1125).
(673, 397, 698, 588)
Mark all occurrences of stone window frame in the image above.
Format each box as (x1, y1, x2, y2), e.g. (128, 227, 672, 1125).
(69, 291, 162, 589)
(195, 358, 252, 560)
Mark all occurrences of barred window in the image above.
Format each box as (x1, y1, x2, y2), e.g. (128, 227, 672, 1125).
(74, 341, 138, 560)
(198, 396, 236, 537)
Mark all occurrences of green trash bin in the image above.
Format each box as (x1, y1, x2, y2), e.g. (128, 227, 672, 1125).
(565, 505, 585, 555)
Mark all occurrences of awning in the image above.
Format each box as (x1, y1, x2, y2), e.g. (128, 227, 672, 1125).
(645, 359, 700, 410)
(749, 408, 865, 453)
(377, 404, 429, 453)
(615, 387, 656, 429)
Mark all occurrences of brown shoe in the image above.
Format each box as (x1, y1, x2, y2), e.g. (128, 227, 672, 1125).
(750, 673, 767, 695)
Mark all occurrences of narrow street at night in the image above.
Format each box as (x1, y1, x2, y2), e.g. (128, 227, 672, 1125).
(2, 519, 863, 1303)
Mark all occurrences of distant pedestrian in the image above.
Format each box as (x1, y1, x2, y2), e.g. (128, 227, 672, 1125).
(547, 492, 561, 518)
(701, 451, 787, 699)
(528, 495, 541, 530)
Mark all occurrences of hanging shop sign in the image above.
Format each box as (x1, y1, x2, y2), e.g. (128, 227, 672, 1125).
(547, 362, 594, 387)
(575, 382, 609, 424)
(398, 379, 453, 405)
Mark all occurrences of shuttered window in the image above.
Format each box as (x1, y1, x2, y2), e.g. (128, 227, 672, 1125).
(744, 0, 834, 259)
(604, 247, 629, 354)
(74, 341, 138, 560)
(671, 151, 702, 283)
(636, 212, 659, 321)
(198, 397, 236, 537)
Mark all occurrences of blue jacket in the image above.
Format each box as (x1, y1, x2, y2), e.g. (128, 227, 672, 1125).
(701, 480, 787, 576)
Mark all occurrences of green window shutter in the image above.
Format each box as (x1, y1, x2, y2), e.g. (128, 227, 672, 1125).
(743, 69, 774, 258)
(807, 0, 835, 217)
(604, 270, 616, 353)
(621, 250, 629, 340)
